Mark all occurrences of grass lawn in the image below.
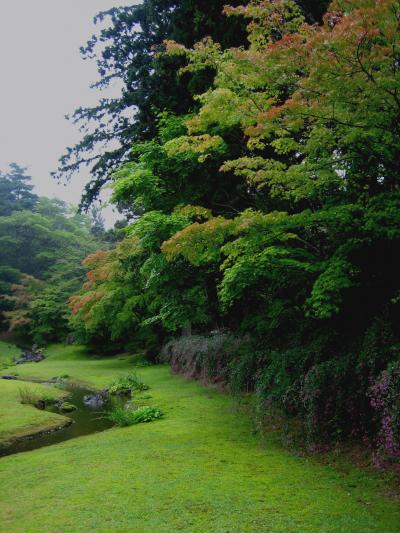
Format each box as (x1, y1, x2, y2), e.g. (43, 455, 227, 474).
(0, 345, 399, 532)
(0, 380, 68, 446)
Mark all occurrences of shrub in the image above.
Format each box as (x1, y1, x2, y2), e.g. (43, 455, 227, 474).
(40, 392, 58, 404)
(108, 381, 132, 396)
(161, 331, 245, 385)
(59, 402, 77, 413)
(107, 405, 163, 426)
(131, 354, 152, 367)
(108, 372, 150, 396)
(369, 361, 400, 462)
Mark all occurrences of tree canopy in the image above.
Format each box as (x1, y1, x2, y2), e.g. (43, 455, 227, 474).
(0, 164, 38, 216)
(0, 171, 100, 342)
(54, 0, 250, 210)
(64, 0, 400, 459)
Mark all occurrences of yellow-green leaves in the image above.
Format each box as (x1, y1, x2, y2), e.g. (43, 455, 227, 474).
(162, 217, 235, 266)
(164, 134, 227, 162)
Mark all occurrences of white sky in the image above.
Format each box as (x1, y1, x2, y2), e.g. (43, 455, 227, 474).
(0, 0, 139, 226)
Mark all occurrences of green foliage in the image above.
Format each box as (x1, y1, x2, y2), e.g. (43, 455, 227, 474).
(107, 405, 163, 426)
(108, 373, 149, 396)
(18, 385, 40, 405)
(55, 1, 248, 209)
(59, 402, 77, 413)
(69, 207, 217, 345)
(0, 170, 101, 341)
(0, 164, 37, 216)
(68, 0, 400, 454)
(110, 113, 244, 218)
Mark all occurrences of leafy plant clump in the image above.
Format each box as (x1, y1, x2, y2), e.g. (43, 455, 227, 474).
(108, 373, 150, 396)
(59, 402, 78, 413)
(108, 405, 163, 427)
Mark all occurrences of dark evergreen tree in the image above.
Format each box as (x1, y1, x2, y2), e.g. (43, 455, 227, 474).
(89, 205, 106, 239)
(0, 163, 38, 216)
(54, 0, 248, 210)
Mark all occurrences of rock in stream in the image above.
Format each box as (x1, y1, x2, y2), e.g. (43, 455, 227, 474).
(83, 390, 109, 409)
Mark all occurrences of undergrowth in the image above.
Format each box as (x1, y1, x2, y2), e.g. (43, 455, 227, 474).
(108, 372, 150, 396)
(107, 405, 163, 426)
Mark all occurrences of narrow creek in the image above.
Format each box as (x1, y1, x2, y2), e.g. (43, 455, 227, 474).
(1, 383, 125, 458)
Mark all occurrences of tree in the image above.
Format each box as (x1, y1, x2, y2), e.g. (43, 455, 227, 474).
(69, 206, 216, 350)
(90, 205, 106, 239)
(54, 0, 248, 210)
(0, 163, 38, 216)
(69, 0, 400, 455)
(0, 194, 99, 340)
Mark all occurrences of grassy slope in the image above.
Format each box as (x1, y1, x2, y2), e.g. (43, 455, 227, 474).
(0, 345, 399, 532)
(0, 380, 68, 445)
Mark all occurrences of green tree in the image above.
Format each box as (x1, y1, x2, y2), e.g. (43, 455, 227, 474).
(68, 0, 400, 454)
(0, 194, 99, 341)
(0, 163, 38, 216)
(54, 0, 248, 210)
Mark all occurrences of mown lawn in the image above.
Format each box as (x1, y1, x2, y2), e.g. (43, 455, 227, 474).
(0, 345, 399, 532)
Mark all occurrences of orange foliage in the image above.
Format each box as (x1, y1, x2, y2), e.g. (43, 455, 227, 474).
(69, 291, 106, 318)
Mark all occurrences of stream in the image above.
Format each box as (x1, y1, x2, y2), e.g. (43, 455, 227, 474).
(0, 383, 125, 457)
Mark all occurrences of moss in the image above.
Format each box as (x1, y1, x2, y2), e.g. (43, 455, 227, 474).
(59, 402, 77, 413)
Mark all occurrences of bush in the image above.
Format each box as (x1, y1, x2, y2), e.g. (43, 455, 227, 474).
(162, 319, 400, 458)
(108, 372, 150, 396)
(369, 361, 400, 462)
(107, 405, 163, 426)
(59, 402, 77, 413)
(161, 331, 245, 385)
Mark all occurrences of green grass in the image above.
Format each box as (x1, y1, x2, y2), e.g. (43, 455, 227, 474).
(0, 380, 68, 446)
(0, 340, 19, 370)
(0, 344, 399, 532)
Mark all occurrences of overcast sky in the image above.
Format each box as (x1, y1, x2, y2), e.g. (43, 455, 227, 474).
(0, 0, 139, 225)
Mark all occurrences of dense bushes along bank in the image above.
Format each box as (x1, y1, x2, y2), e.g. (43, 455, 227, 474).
(161, 327, 400, 463)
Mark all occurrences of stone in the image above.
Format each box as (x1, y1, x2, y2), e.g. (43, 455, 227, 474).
(35, 400, 46, 410)
(1, 375, 18, 380)
(83, 390, 109, 409)
(14, 346, 45, 365)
